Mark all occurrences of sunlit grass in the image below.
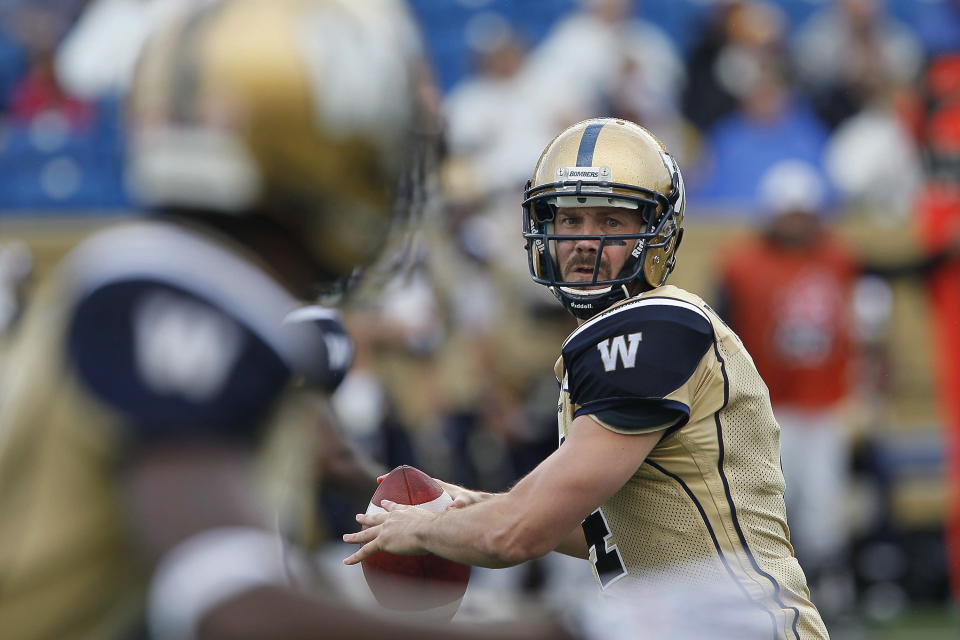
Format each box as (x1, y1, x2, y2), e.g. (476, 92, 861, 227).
(832, 606, 960, 640)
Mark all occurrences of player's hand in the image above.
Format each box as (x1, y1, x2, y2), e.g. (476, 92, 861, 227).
(342, 500, 437, 565)
(433, 478, 494, 510)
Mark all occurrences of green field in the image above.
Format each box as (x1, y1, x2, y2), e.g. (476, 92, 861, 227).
(833, 607, 960, 640)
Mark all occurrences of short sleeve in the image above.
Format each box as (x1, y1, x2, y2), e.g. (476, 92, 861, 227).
(562, 298, 714, 434)
(67, 279, 291, 444)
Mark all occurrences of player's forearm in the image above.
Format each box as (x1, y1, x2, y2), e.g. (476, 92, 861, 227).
(418, 497, 556, 568)
(553, 525, 588, 559)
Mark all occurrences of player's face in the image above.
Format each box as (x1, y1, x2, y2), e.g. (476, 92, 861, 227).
(555, 206, 644, 286)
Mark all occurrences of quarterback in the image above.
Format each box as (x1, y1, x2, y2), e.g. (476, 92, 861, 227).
(345, 118, 830, 639)
(0, 2, 564, 640)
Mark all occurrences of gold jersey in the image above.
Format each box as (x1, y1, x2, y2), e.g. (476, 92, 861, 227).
(0, 221, 333, 640)
(556, 285, 829, 639)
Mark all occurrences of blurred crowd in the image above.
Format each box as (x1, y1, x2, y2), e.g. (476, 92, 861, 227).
(1, 0, 959, 632)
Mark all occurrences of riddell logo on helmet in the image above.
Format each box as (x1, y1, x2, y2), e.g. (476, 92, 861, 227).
(571, 302, 593, 308)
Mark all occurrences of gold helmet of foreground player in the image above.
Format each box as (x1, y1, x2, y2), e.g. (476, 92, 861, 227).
(522, 118, 686, 319)
(127, 0, 430, 287)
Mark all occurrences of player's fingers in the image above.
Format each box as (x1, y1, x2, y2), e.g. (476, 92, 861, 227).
(380, 499, 406, 512)
(342, 524, 379, 545)
(376, 474, 385, 484)
(433, 478, 458, 492)
(355, 511, 386, 526)
(342, 539, 378, 565)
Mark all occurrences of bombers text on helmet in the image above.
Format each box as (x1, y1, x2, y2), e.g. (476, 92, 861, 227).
(522, 118, 686, 319)
(127, 0, 428, 284)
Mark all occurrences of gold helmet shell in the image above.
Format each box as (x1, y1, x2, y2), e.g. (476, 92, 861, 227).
(522, 118, 686, 318)
(128, 0, 430, 283)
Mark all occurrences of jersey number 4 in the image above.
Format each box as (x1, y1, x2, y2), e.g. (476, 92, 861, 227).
(582, 508, 627, 588)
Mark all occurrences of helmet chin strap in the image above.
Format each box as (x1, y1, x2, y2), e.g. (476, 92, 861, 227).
(558, 285, 613, 296)
(552, 283, 633, 320)
(552, 237, 650, 319)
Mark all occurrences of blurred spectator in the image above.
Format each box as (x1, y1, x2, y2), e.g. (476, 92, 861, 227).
(682, 0, 785, 134)
(792, 0, 923, 130)
(526, 0, 685, 129)
(718, 159, 958, 620)
(603, 43, 693, 166)
(3, 1, 91, 127)
(826, 75, 923, 224)
(689, 62, 831, 216)
(717, 163, 859, 618)
(444, 19, 556, 196)
(8, 49, 92, 131)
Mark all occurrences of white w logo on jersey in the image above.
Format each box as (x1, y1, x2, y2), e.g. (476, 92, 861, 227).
(134, 292, 242, 402)
(323, 333, 353, 371)
(597, 332, 643, 372)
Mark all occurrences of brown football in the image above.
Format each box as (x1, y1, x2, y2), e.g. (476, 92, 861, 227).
(360, 465, 471, 617)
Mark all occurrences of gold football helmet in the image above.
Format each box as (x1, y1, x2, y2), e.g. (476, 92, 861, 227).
(127, 0, 431, 288)
(522, 118, 686, 319)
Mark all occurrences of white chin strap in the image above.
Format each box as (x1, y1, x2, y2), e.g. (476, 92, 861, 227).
(559, 285, 613, 296)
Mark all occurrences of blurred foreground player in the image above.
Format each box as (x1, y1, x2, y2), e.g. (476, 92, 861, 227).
(346, 118, 829, 639)
(0, 2, 566, 640)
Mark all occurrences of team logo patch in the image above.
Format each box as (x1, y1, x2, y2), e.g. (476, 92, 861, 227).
(557, 166, 613, 181)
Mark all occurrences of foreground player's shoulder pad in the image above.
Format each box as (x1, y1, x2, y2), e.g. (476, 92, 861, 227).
(58, 221, 319, 445)
(562, 298, 714, 405)
(68, 277, 291, 443)
(284, 305, 354, 392)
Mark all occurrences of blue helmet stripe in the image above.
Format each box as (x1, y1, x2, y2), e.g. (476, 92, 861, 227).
(576, 123, 604, 166)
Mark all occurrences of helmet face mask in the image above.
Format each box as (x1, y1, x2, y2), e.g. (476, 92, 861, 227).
(522, 119, 685, 319)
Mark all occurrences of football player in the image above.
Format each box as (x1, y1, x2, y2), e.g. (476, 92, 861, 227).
(0, 2, 568, 639)
(345, 118, 830, 639)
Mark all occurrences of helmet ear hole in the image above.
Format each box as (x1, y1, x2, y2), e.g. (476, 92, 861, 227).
(640, 202, 658, 223)
(532, 200, 555, 223)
